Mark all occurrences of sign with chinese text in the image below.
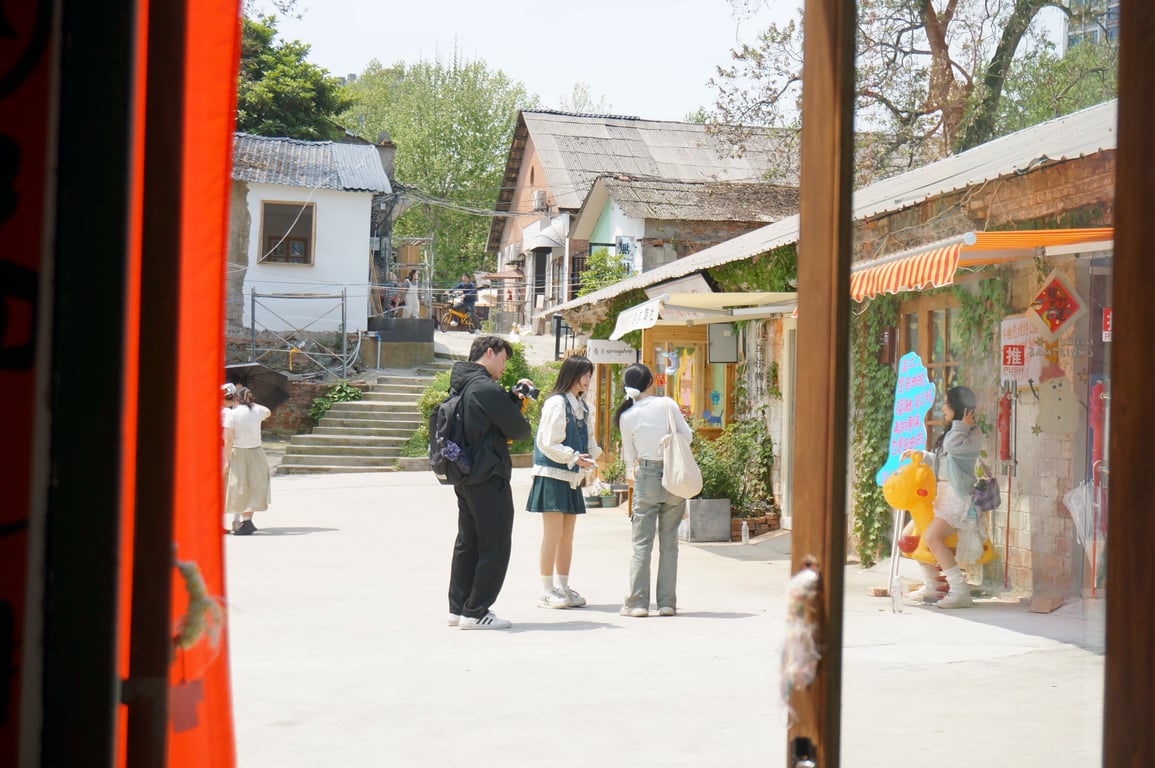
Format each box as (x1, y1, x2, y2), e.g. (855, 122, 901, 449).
(1103, 307, 1112, 342)
(875, 352, 936, 485)
(1000, 314, 1044, 389)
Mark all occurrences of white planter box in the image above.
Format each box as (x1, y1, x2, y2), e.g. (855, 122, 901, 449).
(678, 498, 731, 542)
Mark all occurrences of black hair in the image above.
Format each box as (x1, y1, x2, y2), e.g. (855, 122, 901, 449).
(613, 363, 655, 429)
(934, 385, 977, 449)
(468, 334, 514, 363)
(550, 355, 594, 399)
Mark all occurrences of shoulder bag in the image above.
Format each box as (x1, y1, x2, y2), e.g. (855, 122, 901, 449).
(658, 399, 703, 498)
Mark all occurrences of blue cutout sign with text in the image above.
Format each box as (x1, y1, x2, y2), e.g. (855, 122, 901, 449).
(875, 352, 935, 485)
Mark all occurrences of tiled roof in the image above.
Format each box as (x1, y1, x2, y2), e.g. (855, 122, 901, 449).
(551, 99, 1118, 315)
(600, 177, 798, 222)
(232, 134, 392, 193)
(522, 111, 794, 211)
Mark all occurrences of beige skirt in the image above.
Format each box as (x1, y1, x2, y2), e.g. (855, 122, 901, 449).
(226, 446, 270, 513)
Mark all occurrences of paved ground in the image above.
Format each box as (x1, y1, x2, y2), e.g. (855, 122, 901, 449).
(225, 469, 1105, 767)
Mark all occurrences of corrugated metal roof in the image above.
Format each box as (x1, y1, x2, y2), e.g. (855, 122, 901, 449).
(600, 177, 798, 222)
(523, 111, 793, 211)
(232, 134, 392, 194)
(552, 99, 1118, 316)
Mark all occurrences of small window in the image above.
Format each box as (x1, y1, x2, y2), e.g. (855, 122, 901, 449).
(260, 201, 315, 265)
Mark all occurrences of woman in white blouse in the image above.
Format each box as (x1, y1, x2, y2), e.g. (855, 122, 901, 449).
(222, 385, 272, 535)
(526, 355, 602, 608)
(615, 362, 693, 617)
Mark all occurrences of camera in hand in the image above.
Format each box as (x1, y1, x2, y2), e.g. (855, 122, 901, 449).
(512, 382, 540, 400)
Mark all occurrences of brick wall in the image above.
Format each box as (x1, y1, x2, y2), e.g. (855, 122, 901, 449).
(261, 380, 371, 438)
(856, 151, 1115, 256)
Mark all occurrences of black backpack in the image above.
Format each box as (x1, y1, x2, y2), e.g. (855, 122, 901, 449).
(429, 381, 475, 485)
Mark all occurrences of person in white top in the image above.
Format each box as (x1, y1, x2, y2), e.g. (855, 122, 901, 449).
(402, 269, 420, 318)
(525, 355, 602, 609)
(222, 385, 272, 535)
(615, 363, 694, 617)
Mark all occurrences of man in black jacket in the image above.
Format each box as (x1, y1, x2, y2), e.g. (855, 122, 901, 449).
(452, 273, 479, 333)
(448, 335, 534, 630)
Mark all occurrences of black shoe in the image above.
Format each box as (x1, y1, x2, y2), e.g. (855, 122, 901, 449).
(234, 519, 257, 535)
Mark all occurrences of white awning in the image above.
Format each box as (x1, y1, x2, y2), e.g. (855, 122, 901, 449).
(521, 218, 566, 251)
(609, 292, 798, 340)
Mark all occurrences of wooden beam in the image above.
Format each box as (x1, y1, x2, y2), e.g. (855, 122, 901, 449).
(1104, 0, 1155, 763)
(788, 0, 856, 764)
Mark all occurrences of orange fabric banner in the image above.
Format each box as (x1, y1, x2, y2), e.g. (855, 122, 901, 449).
(164, 1, 241, 765)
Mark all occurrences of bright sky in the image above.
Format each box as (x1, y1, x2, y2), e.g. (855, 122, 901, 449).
(274, 0, 795, 122)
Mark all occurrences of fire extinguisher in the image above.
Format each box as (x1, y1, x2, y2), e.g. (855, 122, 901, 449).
(1089, 380, 1106, 470)
(997, 391, 1012, 462)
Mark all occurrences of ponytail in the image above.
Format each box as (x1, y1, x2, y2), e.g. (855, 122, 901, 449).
(613, 363, 654, 429)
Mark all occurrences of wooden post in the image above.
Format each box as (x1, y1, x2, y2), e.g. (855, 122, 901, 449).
(788, 0, 856, 765)
(1104, 0, 1155, 763)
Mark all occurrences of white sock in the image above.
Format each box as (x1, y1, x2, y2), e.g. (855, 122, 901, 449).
(558, 575, 570, 590)
(541, 576, 554, 592)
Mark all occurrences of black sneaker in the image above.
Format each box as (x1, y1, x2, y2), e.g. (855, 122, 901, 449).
(234, 519, 257, 535)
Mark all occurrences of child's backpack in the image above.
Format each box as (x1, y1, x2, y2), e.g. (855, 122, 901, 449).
(429, 382, 474, 485)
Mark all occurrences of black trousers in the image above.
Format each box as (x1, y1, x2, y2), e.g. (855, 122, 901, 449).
(449, 475, 515, 619)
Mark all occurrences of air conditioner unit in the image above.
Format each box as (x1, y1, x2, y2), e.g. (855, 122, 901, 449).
(531, 190, 547, 211)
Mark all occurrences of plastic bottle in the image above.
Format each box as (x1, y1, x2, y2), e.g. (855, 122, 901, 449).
(892, 578, 904, 613)
(740, 519, 750, 545)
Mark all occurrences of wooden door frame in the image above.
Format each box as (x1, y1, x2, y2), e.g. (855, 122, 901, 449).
(791, 0, 1155, 764)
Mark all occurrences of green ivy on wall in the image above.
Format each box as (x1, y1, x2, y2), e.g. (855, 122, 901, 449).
(589, 288, 648, 345)
(708, 244, 798, 292)
(850, 294, 899, 567)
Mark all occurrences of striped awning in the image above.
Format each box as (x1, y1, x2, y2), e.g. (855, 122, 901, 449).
(849, 228, 1114, 301)
(850, 243, 962, 302)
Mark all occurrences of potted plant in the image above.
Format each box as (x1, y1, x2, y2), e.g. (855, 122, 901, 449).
(681, 412, 779, 542)
(601, 454, 629, 505)
(680, 433, 734, 542)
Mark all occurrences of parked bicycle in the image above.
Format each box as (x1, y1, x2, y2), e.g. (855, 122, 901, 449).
(439, 293, 478, 333)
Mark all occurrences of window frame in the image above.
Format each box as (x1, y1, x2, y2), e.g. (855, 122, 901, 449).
(259, 200, 316, 265)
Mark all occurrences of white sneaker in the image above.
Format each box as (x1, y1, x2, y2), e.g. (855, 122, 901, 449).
(937, 590, 973, 609)
(657, 606, 676, 617)
(620, 606, 648, 618)
(459, 611, 512, 630)
(448, 613, 461, 626)
(563, 587, 586, 607)
(537, 589, 572, 609)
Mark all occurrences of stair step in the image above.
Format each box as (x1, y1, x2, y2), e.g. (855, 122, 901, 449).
(361, 391, 429, 402)
(290, 434, 406, 447)
(278, 453, 398, 466)
(365, 384, 430, 396)
(313, 425, 417, 438)
(284, 445, 401, 458)
(318, 416, 422, 430)
(326, 401, 420, 415)
(277, 464, 396, 475)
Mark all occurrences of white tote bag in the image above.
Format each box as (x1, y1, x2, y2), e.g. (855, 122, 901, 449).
(659, 399, 703, 498)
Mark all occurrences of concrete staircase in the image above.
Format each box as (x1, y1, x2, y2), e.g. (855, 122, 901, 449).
(276, 358, 455, 474)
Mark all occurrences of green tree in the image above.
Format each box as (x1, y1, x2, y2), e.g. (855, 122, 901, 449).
(991, 40, 1118, 137)
(236, 16, 352, 141)
(341, 53, 538, 287)
(576, 246, 630, 297)
(711, 0, 1118, 173)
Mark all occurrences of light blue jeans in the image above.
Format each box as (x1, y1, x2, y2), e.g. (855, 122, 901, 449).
(625, 460, 685, 610)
